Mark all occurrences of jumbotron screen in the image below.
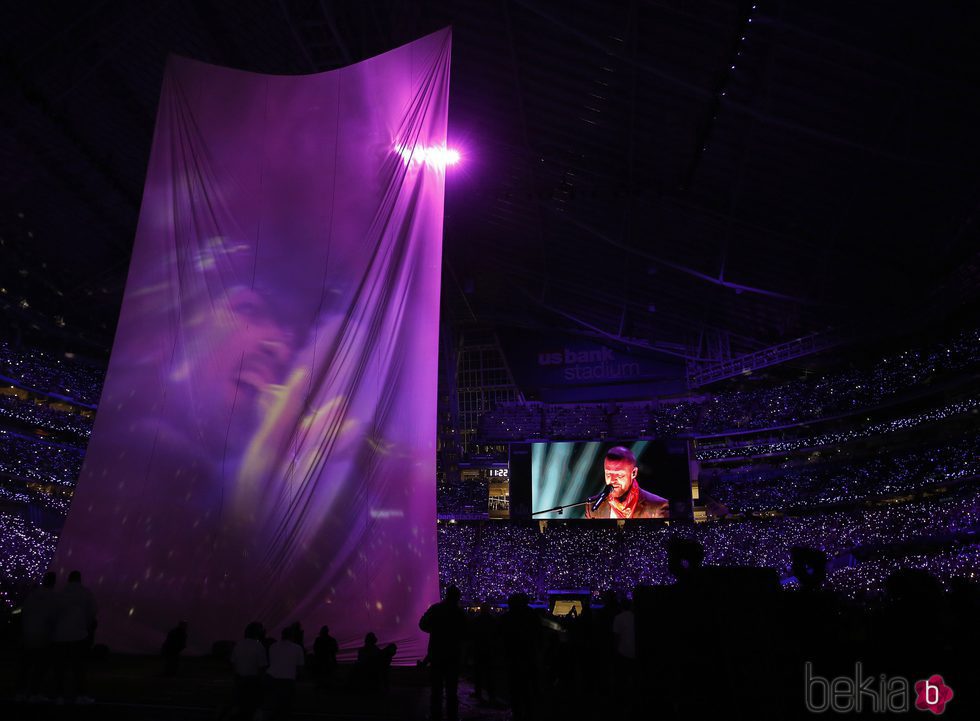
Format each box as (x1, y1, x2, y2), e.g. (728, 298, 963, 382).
(514, 440, 693, 520)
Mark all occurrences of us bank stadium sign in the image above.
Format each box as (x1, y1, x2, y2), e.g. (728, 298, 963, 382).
(496, 331, 686, 400)
(537, 347, 642, 381)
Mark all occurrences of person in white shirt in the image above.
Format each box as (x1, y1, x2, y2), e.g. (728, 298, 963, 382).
(230, 621, 268, 718)
(53, 570, 97, 704)
(264, 625, 305, 719)
(611, 598, 638, 718)
(612, 599, 636, 661)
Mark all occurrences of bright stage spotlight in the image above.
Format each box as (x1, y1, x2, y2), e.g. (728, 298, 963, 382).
(394, 143, 461, 170)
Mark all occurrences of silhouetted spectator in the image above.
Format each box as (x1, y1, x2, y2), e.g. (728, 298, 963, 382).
(791, 547, 828, 591)
(356, 631, 380, 666)
(286, 620, 305, 649)
(875, 569, 947, 675)
(668, 538, 705, 582)
(611, 598, 637, 717)
(591, 589, 619, 687)
(313, 625, 338, 689)
(226, 621, 267, 721)
(419, 585, 466, 721)
(52, 570, 96, 704)
(351, 632, 396, 693)
(612, 598, 636, 662)
(17, 571, 58, 702)
(567, 603, 593, 694)
(264, 625, 304, 720)
(500, 593, 540, 721)
(161, 620, 188, 677)
(470, 605, 497, 705)
(379, 642, 397, 689)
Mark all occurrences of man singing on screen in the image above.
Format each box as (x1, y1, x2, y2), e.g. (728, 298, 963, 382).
(586, 446, 669, 519)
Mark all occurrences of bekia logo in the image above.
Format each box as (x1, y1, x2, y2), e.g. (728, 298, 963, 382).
(914, 675, 954, 715)
(805, 663, 953, 714)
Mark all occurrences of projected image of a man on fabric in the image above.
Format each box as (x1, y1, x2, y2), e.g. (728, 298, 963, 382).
(53, 29, 451, 660)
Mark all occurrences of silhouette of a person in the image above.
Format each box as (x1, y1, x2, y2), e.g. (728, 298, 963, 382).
(264, 625, 305, 720)
(500, 593, 540, 721)
(313, 625, 338, 689)
(18, 571, 58, 701)
(470, 605, 497, 705)
(161, 620, 188, 676)
(52, 570, 97, 704)
(419, 586, 466, 721)
(229, 621, 268, 720)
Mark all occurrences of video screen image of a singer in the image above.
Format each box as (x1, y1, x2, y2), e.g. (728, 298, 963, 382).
(531, 440, 692, 520)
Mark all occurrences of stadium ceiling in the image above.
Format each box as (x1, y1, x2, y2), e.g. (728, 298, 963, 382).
(2, 1, 979, 359)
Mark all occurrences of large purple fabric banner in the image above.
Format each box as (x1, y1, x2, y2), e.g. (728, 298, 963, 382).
(54, 30, 450, 659)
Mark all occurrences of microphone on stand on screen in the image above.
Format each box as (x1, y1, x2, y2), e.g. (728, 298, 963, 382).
(590, 484, 613, 512)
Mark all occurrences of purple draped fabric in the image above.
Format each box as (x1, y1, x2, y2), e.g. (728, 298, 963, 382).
(53, 29, 450, 659)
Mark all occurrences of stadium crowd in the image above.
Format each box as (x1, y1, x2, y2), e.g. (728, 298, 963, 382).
(0, 326, 975, 713)
(0, 342, 103, 407)
(697, 325, 980, 433)
(480, 326, 980, 440)
(694, 397, 979, 461)
(436, 478, 489, 518)
(0, 485, 69, 517)
(0, 486, 31, 505)
(0, 394, 93, 438)
(437, 486, 980, 602)
(0, 511, 59, 610)
(543, 404, 608, 439)
(825, 546, 979, 600)
(0, 431, 85, 487)
(702, 432, 979, 510)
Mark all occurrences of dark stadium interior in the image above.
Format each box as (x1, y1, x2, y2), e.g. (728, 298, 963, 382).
(4, 1, 979, 355)
(1, 1, 978, 719)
